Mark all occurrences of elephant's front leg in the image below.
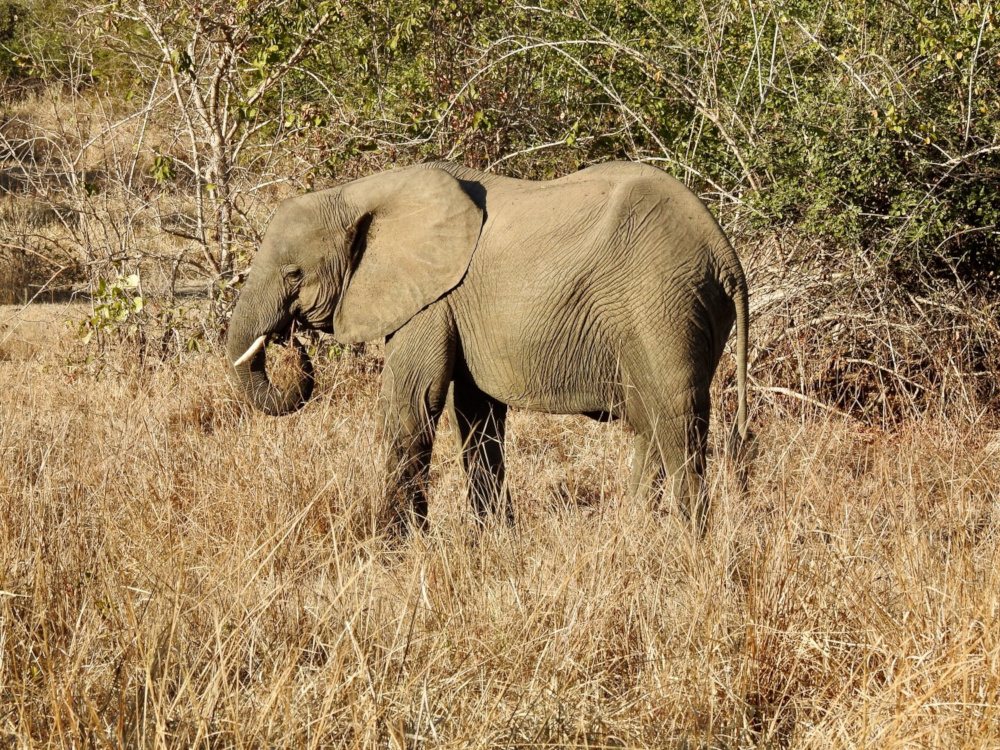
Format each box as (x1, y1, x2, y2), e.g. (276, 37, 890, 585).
(379, 305, 456, 534)
(449, 375, 512, 525)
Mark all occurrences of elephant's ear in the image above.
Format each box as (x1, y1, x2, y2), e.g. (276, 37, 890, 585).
(333, 167, 483, 344)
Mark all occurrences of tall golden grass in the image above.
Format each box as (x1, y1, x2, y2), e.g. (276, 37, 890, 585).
(1, 302, 998, 748)
(3, 86, 1000, 747)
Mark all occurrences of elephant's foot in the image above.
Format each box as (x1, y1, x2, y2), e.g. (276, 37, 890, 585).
(378, 477, 430, 538)
(383, 502, 429, 538)
(469, 487, 514, 527)
(671, 472, 709, 536)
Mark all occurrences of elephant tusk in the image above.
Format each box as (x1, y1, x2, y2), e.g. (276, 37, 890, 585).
(233, 335, 268, 367)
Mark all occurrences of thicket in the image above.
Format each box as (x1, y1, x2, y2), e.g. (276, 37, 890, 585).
(2, 0, 999, 420)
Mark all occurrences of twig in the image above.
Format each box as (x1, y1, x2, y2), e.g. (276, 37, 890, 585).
(0, 241, 64, 269)
(843, 358, 929, 392)
(964, 2, 991, 146)
(794, 20, 881, 104)
(755, 385, 857, 421)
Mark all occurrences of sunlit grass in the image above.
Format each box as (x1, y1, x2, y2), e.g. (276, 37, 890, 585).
(1, 304, 998, 747)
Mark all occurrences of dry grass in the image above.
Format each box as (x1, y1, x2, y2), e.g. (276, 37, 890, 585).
(1, 303, 999, 748)
(733, 227, 1000, 427)
(3, 54, 999, 749)
(3, 85, 1000, 748)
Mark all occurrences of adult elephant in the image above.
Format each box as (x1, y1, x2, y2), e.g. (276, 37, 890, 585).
(228, 161, 748, 533)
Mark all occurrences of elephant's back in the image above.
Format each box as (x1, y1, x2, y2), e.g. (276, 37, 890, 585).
(464, 161, 730, 313)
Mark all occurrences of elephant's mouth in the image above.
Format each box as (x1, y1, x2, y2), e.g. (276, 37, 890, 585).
(301, 308, 335, 335)
(288, 293, 336, 335)
(305, 318, 335, 336)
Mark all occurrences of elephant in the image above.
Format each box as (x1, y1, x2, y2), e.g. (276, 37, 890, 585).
(227, 161, 748, 533)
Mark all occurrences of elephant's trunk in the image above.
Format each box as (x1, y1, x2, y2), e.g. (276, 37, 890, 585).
(227, 291, 314, 416)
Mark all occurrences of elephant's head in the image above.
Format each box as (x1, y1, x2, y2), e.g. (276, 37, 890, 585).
(227, 167, 483, 415)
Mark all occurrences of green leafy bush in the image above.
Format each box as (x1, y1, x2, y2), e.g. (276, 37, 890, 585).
(78, 272, 146, 347)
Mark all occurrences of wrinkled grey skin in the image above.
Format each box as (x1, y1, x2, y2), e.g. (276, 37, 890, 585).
(228, 162, 748, 533)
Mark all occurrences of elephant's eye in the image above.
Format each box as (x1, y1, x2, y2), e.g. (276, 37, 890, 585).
(282, 265, 303, 284)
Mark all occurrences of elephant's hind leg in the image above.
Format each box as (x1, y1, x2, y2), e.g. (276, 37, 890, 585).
(667, 411, 710, 534)
(656, 408, 710, 534)
(380, 305, 456, 533)
(449, 376, 512, 525)
(629, 402, 711, 534)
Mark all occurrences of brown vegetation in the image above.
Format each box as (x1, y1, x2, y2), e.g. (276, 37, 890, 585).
(3, 4, 1000, 741)
(1, 303, 999, 747)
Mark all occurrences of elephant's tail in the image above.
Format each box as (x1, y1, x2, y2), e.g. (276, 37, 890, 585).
(733, 265, 749, 444)
(716, 238, 749, 452)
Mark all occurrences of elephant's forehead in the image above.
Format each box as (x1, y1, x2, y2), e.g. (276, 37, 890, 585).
(269, 203, 320, 239)
(261, 208, 331, 258)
